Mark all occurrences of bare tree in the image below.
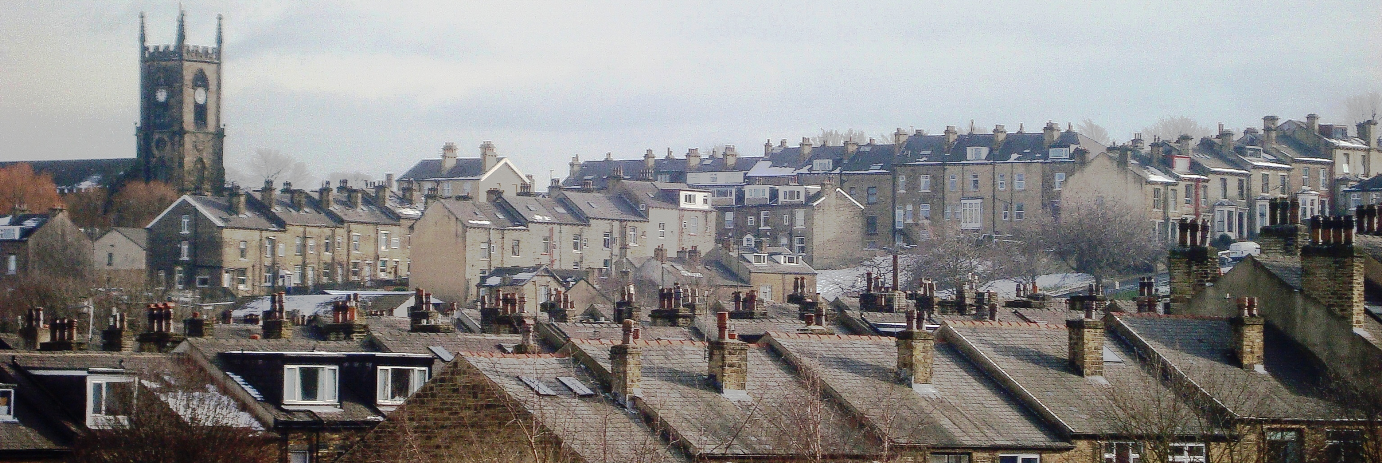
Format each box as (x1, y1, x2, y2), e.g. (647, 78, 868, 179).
(238, 149, 314, 187)
(812, 129, 871, 147)
(1345, 91, 1382, 123)
(996, 211, 1060, 285)
(1078, 118, 1112, 146)
(903, 223, 999, 292)
(1142, 116, 1213, 142)
(1044, 198, 1163, 286)
(327, 171, 374, 187)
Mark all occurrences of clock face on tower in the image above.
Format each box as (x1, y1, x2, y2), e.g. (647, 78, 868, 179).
(194, 87, 207, 105)
(155, 88, 169, 103)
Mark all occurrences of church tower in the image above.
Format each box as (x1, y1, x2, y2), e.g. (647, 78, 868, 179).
(136, 11, 225, 195)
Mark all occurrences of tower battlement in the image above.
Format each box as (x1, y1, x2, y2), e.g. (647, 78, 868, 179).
(143, 45, 221, 63)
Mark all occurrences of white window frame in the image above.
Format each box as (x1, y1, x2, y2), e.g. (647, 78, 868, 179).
(725, 212, 735, 229)
(180, 215, 190, 234)
(960, 199, 982, 230)
(999, 454, 1040, 463)
(87, 375, 134, 429)
(1015, 173, 1026, 190)
(1102, 442, 1142, 463)
(0, 386, 14, 422)
(919, 175, 931, 192)
(376, 366, 429, 405)
(1054, 172, 1066, 190)
(182, 241, 192, 261)
(919, 204, 931, 220)
(283, 365, 340, 405)
(1168, 443, 1206, 463)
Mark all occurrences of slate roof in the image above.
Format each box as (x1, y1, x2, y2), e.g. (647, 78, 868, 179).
(106, 227, 148, 249)
(182, 195, 281, 230)
(461, 353, 687, 463)
(369, 318, 525, 356)
(557, 191, 646, 222)
(766, 332, 1067, 449)
(562, 158, 655, 188)
(262, 193, 338, 227)
(572, 339, 877, 458)
(498, 195, 585, 226)
(897, 130, 1099, 165)
(0, 214, 51, 240)
(434, 198, 526, 229)
(618, 181, 686, 209)
(399, 158, 488, 181)
(1344, 174, 1382, 192)
(1113, 314, 1347, 420)
(943, 321, 1217, 438)
(545, 321, 700, 343)
(322, 190, 399, 225)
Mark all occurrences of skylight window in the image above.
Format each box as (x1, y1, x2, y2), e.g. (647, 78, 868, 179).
(518, 376, 556, 396)
(587, 201, 599, 209)
(525, 204, 536, 211)
(556, 377, 595, 397)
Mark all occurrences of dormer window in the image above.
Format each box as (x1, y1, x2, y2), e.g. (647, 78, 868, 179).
(1048, 147, 1070, 159)
(783, 189, 803, 202)
(752, 254, 768, 264)
(1244, 146, 1263, 158)
(783, 255, 800, 264)
(812, 159, 833, 171)
(0, 384, 14, 422)
(966, 146, 989, 160)
(283, 365, 339, 405)
(88, 377, 133, 428)
(376, 366, 428, 405)
(683, 193, 695, 205)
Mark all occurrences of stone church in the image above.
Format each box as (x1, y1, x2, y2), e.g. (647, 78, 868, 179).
(135, 11, 225, 195)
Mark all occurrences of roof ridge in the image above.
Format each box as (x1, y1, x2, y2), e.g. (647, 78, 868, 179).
(764, 331, 892, 341)
(945, 320, 1059, 329)
(463, 352, 570, 359)
(1115, 312, 1228, 321)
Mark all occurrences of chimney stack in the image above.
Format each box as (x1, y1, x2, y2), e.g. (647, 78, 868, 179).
(610, 319, 642, 405)
(993, 124, 1007, 149)
(799, 138, 813, 162)
(1359, 120, 1379, 149)
(1066, 307, 1105, 377)
(441, 142, 458, 172)
(18, 307, 49, 349)
(1230, 297, 1265, 371)
(183, 311, 211, 338)
(101, 311, 132, 351)
(39, 317, 81, 351)
(686, 148, 701, 172)
(1263, 116, 1280, 147)
(262, 293, 292, 339)
(1307, 114, 1320, 134)
(707, 311, 749, 393)
(480, 141, 498, 172)
(228, 186, 246, 215)
(1168, 218, 1218, 312)
(486, 188, 503, 203)
(1218, 126, 1235, 151)
(894, 128, 909, 147)
(348, 188, 363, 208)
(1043, 121, 1059, 148)
(260, 179, 276, 207)
(944, 126, 958, 150)
(137, 302, 185, 352)
(319, 181, 334, 207)
(724, 145, 738, 170)
(896, 310, 934, 386)
(1302, 215, 1365, 327)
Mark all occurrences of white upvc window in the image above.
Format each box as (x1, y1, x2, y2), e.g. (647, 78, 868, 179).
(1168, 443, 1206, 463)
(966, 146, 989, 160)
(1000, 455, 1040, 463)
(725, 212, 735, 229)
(1015, 173, 1026, 190)
(376, 366, 429, 405)
(919, 175, 931, 192)
(88, 376, 134, 428)
(180, 241, 190, 260)
(1103, 442, 1142, 463)
(960, 199, 982, 230)
(283, 365, 339, 405)
(898, 174, 906, 192)
(6, 255, 15, 275)
(180, 215, 190, 234)
(0, 385, 13, 422)
(380, 231, 390, 251)
(998, 174, 1007, 191)
(1054, 172, 1066, 190)
(794, 209, 805, 228)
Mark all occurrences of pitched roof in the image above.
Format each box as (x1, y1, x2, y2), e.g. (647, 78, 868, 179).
(106, 227, 148, 249)
(766, 332, 1067, 449)
(433, 197, 526, 229)
(943, 321, 1216, 438)
(497, 195, 585, 226)
(556, 191, 646, 222)
(0, 214, 51, 241)
(322, 190, 399, 225)
(571, 340, 877, 458)
(181, 195, 281, 230)
(399, 158, 488, 181)
(1112, 314, 1347, 421)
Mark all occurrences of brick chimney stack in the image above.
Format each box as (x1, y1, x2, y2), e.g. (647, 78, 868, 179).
(1259, 198, 1305, 256)
(137, 302, 185, 352)
(896, 309, 935, 386)
(707, 311, 749, 393)
(1301, 215, 1365, 327)
(1263, 115, 1280, 147)
(183, 311, 211, 338)
(799, 138, 813, 162)
(480, 141, 498, 172)
(441, 142, 458, 172)
(610, 319, 642, 406)
(1230, 297, 1265, 371)
(614, 284, 642, 323)
(1066, 306, 1105, 377)
(686, 148, 701, 172)
(39, 318, 82, 351)
(1168, 218, 1217, 313)
(410, 288, 454, 333)
(18, 307, 48, 349)
(102, 311, 132, 352)
(260, 179, 275, 207)
(1043, 121, 1059, 148)
(262, 292, 292, 339)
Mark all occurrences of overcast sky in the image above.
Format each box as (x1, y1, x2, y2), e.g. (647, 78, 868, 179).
(2, 1, 1379, 186)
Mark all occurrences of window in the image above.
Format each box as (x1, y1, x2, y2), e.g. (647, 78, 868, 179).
(1015, 203, 1025, 220)
(278, 242, 285, 257)
(919, 175, 931, 192)
(948, 175, 958, 191)
(88, 379, 133, 427)
(392, 237, 401, 249)
(966, 146, 989, 160)
(812, 159, 833, 171)
(998, 174, 1006, 190)
(688, 216, 699, 234)
(683, 193, 695, 204)
(1015, 173, 1026, 190)
(376, 366, 428, 405)
(295, 237, 304, 256)
(1237, 178, 1245, 198)
(905, 204, 914, 223)
(1321, 169, 1328, 191)
(0, 386, 13, 421)
(725, 212, 735, 229)
(1344, 154, 1351, 174)
(794, 236, 806, 254)
(265, 238, 275, 258)
(932, 453, 972, 463)
(866, 216, 878, 235)
(742, 235, 755, 248)
(179, 241, 190, 260)
(628, 226, 638, 245)
(572, 234, 582, 252)
(602, 232, 612, 249)
(752, 254, 768, 264)
(511, 239, 521, 257)
(1280, 174, 1288, 193)
(960, 199, 982, 230)
(107, 252, 114, 266)
(379, 231, 389, 251)
(969, 173, 980, 191)
(283, 366, 339, 405)
(479, 241, 490, 260)
(7, 255, 16, 275)
(1104, 442, 1142, 463)
(442, 183, 452, 196)
(1261, 173, 1270, 193)
(1153, 188, 1162, 210)
(1325, 430, 1363, 463)
(895, 207, 905, 229)
(1169, 444, 1206, 463)
(783, 213, 790, 226)
(351, 234, 360, 252)
(1000, 455, 1039, 463)
(1054, 172, 1066, 191)
(1266, 430, 1302, 463)
(1002, 204, 1010, 221)
(289, 451, 310, 463)
(760, 211, 771, 228)
(1219, 177, 1228, 199)
(1171, 189, 1178, 211)
(898, 174, 906, 192)
(658, 223, 666, 238)
(1049, 147, 1070, 159)
(307, 239, 315, 254)
(196, 274, 210, 287)
(324, 237, 333, 253)
(747, 214, 756, 226)
(1303, 168, 1310, 188)
(919, 204, 931, 220)
(236, 269, 248, 288)
(867, 186, 878, 204)
(180, 215, 190, 234)
(541, 236, 551, 254)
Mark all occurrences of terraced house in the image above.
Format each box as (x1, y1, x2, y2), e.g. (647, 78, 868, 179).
(146, 180, 408, 296)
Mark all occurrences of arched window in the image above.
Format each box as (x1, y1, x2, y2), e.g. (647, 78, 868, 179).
(741, 235, 755, 249)
(191, 70, 209, 129)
